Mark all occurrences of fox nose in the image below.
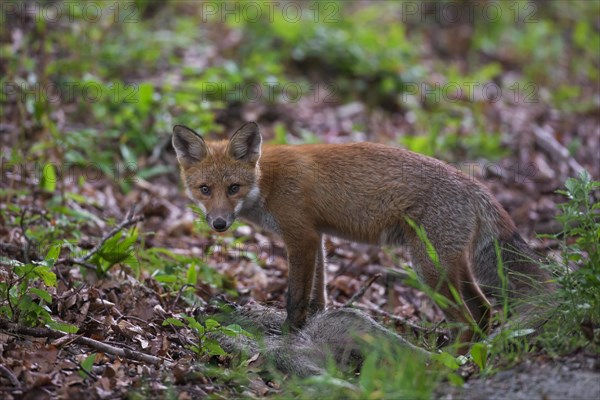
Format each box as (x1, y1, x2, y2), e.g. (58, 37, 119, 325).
(213, 218, 227, 231)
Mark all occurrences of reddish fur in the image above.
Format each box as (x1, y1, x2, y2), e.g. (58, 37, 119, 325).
(173, 123, 553, 347)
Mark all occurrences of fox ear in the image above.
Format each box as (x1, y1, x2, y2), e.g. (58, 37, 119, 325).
(172, 125, 207, 167)
(227, 122, 262, 163)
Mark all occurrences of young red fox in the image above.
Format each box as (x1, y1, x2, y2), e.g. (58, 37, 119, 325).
(172, 122, 552, 344)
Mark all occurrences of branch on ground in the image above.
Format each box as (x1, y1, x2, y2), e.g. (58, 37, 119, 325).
(0, 318, 171, 367)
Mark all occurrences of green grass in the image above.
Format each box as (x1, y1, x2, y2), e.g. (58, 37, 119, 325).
(281, 338, 440, 400)
(536, 172, 600, 353)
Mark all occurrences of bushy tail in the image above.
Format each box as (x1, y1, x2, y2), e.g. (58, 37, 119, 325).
(475, 231, 555, 328)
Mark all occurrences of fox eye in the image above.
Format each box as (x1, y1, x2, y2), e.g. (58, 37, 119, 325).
(228, 184, 240, 195)
(199, 185, 211, 195)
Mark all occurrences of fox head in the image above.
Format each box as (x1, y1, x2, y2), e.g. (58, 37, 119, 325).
(172, 122, 262, 232)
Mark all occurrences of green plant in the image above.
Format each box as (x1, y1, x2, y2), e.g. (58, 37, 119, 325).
(229, 1, 418, 106)
(536, 171, 600, 353)
(87, 227, 140, 277)
(0, 245, 77, 333)
(470, 342, 489, 371)
(142, 245, 235, 302)
(480, 172, 599, 367)
(163, 315, 252, 357)
(556, 172, 600, 286)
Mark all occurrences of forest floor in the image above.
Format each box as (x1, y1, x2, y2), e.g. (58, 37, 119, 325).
(1, 98, 598, 398)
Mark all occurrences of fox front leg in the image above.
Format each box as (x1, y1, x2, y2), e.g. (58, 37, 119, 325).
(309, 235, 327, 314)
(283, 233, 321, 331)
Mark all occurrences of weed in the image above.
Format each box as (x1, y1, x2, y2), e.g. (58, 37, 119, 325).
(537, 171, 600, 353)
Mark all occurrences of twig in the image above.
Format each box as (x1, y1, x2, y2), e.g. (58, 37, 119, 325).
(0, 318, 171, 367)
(119, 315, 154, 330)
(172, 284, 194, 310)
(19, 208, 32, 264)
(343, 273, 382, 308)
(69, 259, 99, 271)
(0, 364, 20, 388)
(350, 303, 443, 335)
(75, 214, 144, 263)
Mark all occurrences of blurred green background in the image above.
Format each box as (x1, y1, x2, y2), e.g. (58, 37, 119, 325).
(2, 0, 598, 188)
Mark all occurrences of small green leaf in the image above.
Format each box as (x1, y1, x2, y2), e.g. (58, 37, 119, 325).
(136, 82, 154, 115)
(44, 244, 62, 266)
(204, 319, 220, 330)
(162, 317, 184, 327)
(30, 288, 52, 303)
(185, 317, 205, 335)
(46, 321, 79, 334)
(186, 264, 197, 286)
(40, 162, 57, 192)
(471, 342, 488, 370)
(79, 353, 96, 378)
(34, 266, 57, 286)
(154, 275, 178, 283)
(204, 339, 226, 356)
(434, 351, 460, 370)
